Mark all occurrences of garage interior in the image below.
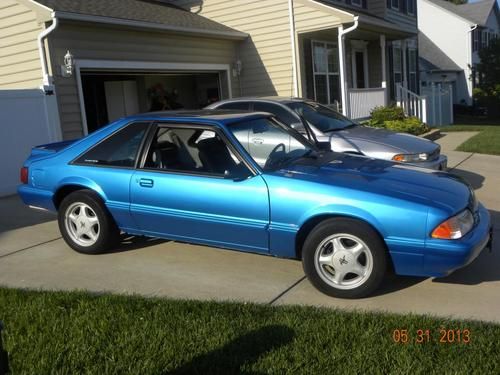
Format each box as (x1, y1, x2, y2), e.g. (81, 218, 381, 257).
(81, 71, 221, 133)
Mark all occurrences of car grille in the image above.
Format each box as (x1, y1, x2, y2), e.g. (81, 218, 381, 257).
(427, 147, 440, 161)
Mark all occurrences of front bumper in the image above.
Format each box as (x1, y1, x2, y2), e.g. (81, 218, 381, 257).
(409, 155, 448, 170)
(423, 203, 492, 277)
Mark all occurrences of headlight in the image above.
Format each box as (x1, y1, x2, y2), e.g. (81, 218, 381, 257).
(431, 209, 474, 239)
(392, 153, 428, 162)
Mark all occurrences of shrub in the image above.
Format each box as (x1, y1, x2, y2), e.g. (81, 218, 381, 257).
(384, 117, 429, 136)
(370, 106, 405, 125)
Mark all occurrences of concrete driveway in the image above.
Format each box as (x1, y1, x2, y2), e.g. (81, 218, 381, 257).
(0, 131, 498, 322)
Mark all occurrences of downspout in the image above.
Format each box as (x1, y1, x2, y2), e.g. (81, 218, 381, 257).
(467, 24, 478, 106)
(38, 14, 58, 89)
(338, 16, 359, 116)
(288, 0, 299, 97)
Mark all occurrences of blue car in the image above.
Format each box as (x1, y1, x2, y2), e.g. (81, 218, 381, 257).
(18, 111, 492, 298)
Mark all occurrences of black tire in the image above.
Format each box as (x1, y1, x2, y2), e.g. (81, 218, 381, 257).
(58, 189, 120, 254)
(302, 218, 387, 299)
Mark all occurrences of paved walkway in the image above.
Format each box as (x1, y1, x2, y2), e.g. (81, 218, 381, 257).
(0, 132, 499, 322)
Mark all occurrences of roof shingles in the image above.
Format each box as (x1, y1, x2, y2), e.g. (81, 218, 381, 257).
(33, 0, 245, 37)
(426, 0, 497, 26)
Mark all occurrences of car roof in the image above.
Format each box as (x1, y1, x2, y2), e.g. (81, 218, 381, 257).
(212, 96, 310, 105)
(129, 109, 271, 125)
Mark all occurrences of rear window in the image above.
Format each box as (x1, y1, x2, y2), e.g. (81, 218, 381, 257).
(217, 102, 250, 111)
(74, 122, 150, 167)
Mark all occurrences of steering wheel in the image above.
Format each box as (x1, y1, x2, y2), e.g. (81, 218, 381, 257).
(264, 143, 286, 170)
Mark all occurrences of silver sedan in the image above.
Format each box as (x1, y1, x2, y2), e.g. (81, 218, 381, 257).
(207, 97, 447, 170)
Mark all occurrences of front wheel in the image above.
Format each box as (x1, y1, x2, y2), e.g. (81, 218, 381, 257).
(58, 190, 120, 254)
(302, 218, 387, 299)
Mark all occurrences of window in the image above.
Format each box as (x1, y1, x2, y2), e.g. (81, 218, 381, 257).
(252, 102, 298, 125)
(407, 0, 415, 15)
(144, 126, 248, 177)
(217, 102, 250, 111)
(74, 122, 150, 167)
(482, 30, 488, 49)
(393, 45, 403, 94)
(311, 41, 340, 105)
(286, 101, 355, 132)
(351, 0, 362, 7)
(473, 29, 479, 52)
(391, 0, 399, 10)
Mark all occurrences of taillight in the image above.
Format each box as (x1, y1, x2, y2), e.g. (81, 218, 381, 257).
(20, 167, 28, 184)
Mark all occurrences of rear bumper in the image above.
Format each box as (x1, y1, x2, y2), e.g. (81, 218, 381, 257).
(17, 185, 56, 212)
(423, 204, 492, 277)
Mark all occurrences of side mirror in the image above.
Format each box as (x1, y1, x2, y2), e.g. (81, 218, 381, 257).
(224, 167, 253, 181)
(316, 141, 331, 151)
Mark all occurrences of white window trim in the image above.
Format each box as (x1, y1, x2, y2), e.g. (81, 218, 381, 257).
(74, 60, 232, 135)
(350, 40, 369, 89)
(391, 0, 400, 11)
(311, 40, 340, 105)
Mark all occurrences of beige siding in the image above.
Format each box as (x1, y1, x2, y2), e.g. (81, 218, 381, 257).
(48, 23, 240, 139)
(176, 0, 293, 96)
(293, 2, 343, 33)
(0, 0, 43, 89)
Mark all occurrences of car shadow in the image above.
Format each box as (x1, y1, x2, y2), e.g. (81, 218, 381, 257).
(433, 209, 499, 286)
(169, 325, 294, 375)
(447, 168, 485, 190)
(102, 234, 169, 254)
(371, 274, 427, 297)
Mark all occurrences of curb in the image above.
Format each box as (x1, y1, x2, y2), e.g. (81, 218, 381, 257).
(420, 128, 441, 141)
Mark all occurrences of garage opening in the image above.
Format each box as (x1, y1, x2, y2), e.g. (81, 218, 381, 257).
(81, 71, 222, 133)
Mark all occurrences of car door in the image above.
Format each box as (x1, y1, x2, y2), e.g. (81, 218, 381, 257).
(129, 123, 270, 253)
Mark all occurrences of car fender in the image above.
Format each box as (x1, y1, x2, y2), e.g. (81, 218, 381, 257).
(298, 203, 387, 239)
(55, 176, 108, 203)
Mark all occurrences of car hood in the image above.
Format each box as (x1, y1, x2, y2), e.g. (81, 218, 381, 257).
(276, 152, 470, 215)
(328, 125, 437, 155)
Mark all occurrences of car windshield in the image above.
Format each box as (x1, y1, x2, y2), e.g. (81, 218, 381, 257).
(286, 101, 356, 132)
(227, 118, 317, 172)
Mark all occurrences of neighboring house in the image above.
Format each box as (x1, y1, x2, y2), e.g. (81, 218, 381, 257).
(418, 0, 500, 106)
(169, 0, 421, 120)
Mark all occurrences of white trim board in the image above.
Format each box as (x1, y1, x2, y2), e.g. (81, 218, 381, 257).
(74, 60, 233, 135)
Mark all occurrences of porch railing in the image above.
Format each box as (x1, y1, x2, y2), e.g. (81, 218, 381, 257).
(396, 84, 427, 124)
(347, 88, 386, 120)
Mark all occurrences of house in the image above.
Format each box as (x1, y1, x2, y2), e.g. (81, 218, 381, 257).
(168, 0, 422, 120)
(418, 0, 500, 107)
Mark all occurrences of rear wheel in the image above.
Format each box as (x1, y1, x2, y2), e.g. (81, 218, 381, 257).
(302, 218, 387, 298)
(58, 190, 120, 254)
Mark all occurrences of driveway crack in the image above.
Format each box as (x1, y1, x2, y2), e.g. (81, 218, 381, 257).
(0, 237, 62, 259)
(269, 276, 306, 305)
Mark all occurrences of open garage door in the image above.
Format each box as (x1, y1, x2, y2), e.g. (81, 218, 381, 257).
(80, 70, 222, 133)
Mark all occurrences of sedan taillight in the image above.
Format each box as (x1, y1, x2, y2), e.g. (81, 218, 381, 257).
(20, 167, 28, 184)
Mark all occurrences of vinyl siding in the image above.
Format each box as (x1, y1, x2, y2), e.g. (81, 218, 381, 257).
(368, 0, 387, 17)
(175, 0, 293, 96)
(386, 8, 417, 34)
(48, 23, 240, 139)
(0, 0, 43, 89)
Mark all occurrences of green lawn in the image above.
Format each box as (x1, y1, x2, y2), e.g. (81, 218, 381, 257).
(0, 288, 499, 374)
(439, 125, 500, 155)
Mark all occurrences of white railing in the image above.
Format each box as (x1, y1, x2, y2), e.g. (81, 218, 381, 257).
(396, 84, 427, 124)
(347, 87, 386, 120)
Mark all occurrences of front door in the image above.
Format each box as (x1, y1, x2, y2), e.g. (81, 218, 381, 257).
(130, 123, 270, 253)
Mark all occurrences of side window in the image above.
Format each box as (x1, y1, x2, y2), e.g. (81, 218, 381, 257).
(252, 102, 298, 125)
(217, 102, 250, 111)
(75, 122, 150, 167)
(144, 125, 250, 178)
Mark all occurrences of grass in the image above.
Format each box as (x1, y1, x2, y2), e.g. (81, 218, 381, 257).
(0, 288, 499, 374)
(439, 124, 500, 155)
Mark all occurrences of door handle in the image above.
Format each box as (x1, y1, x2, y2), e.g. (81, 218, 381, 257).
(252, 138, 264, 145)
(139, 178, 154, 188)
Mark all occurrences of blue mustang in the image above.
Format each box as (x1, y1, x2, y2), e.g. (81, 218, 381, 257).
(18, 111, 492, 298)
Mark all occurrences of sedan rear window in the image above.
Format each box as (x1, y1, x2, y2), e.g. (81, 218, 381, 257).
(74, 122, 150, 167)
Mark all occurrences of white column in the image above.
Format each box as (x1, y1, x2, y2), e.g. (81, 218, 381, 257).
(380, 34, 387, 105)
(338, 26, 348, 116)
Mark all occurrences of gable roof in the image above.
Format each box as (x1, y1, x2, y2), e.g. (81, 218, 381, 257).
(418, 32, 462, 72)
(28, 0, 247, 39)
(425, 0, 497, 26)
